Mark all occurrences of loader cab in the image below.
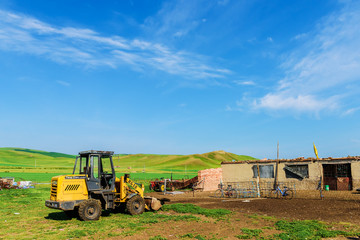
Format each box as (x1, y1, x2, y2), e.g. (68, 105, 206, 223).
(73, 150, 115, 191)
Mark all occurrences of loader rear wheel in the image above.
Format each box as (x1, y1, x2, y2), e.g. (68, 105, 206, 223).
(78, 199, 102, 221)
(126, 195, 145, 215)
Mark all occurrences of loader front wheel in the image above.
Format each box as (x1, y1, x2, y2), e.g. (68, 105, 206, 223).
(126, 195, 145, 215)
(78, 199, 102, 221)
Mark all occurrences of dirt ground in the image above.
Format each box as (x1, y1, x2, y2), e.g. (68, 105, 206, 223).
(148, 190, 360, 225)
(117, 191, 360, 240)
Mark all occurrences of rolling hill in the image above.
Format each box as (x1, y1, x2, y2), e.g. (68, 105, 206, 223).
(0, 148, 76, 168)
(0, 148, 256, 173)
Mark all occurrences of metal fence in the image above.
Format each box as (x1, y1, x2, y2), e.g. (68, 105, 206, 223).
(222, 180, 360, 200)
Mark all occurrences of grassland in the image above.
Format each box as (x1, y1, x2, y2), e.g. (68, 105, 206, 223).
(0, 186, 359, 240)
(0, 148, 256, 182)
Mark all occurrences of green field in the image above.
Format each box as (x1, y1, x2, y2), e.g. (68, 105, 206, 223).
(0, 186, 358, 239)
(0, 148, 256, 182)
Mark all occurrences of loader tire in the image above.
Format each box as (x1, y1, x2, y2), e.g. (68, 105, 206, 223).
(78, 199, 102, 221)
(126, 195, 145, 215)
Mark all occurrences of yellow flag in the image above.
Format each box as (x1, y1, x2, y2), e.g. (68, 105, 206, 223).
(313, 143, 319, 159)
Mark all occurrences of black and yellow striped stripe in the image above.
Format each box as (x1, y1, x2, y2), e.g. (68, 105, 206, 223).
(64, 184, 80, 191)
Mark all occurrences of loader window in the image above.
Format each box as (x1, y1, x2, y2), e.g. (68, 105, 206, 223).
(79, 157, 87, 174)
(101, 157, 112, 173)
(74, 156, 88, 174)
(100, 156, 114, 190)
(91, 155, 99, 179)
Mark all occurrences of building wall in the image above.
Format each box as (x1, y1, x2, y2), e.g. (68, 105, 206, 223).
(351, 161, 360, 189)
(221, 163, 254, 182)
(222, 160, 360, 190)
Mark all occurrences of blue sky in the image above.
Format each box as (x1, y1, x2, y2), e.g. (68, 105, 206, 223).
(1, 0, 360, 158)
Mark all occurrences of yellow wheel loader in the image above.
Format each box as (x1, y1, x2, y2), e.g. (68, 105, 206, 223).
(45, 150, 167, 221)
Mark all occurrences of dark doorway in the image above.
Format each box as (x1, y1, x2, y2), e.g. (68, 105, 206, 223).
(322, 163, 352, 190)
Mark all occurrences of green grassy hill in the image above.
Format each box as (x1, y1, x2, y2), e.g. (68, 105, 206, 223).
(0, 148, 256, 173)
(114, 150, 256, 172)
(0, 148, 76, 168)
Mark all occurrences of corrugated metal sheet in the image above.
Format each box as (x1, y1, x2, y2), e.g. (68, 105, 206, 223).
(222, 156, 360, 165)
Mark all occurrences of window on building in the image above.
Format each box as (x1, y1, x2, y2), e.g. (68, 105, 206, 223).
(252, 165, 274, 178)
(284, 164, 309, 179)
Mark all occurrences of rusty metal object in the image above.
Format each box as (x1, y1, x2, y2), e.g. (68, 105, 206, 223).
(150, 176, 200, 192)
(171, 176, 199, 189)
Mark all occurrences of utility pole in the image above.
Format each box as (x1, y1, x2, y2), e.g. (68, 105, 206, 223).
(274, 141, 279, 189)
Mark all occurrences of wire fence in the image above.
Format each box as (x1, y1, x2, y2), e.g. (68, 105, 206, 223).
(222, 180, 360, 201)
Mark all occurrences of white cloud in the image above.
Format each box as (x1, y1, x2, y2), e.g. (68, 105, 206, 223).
(0, 9, 230, 80)
(292, 33, 307, 40)
(173, 31, 186, 37)
(225, 105, 232, 111)
(234, 80, 255, 86)
(342, 107, 360, 116)
(254, 94, 338, 112)
(142, 1, 211, 40)
(254, 2, 360, 115)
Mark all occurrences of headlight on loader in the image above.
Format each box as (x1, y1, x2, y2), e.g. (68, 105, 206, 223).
(52, 180, 57, 186)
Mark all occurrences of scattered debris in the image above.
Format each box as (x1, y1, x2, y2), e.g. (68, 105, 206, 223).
(19, 181, 33, 188)
(0, 178, 34, 190)
(0, 177, 15, 189)
(164, 191, 185, 195)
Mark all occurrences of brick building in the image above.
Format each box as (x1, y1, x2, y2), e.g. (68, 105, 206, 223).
(197, 168, 222, 191)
